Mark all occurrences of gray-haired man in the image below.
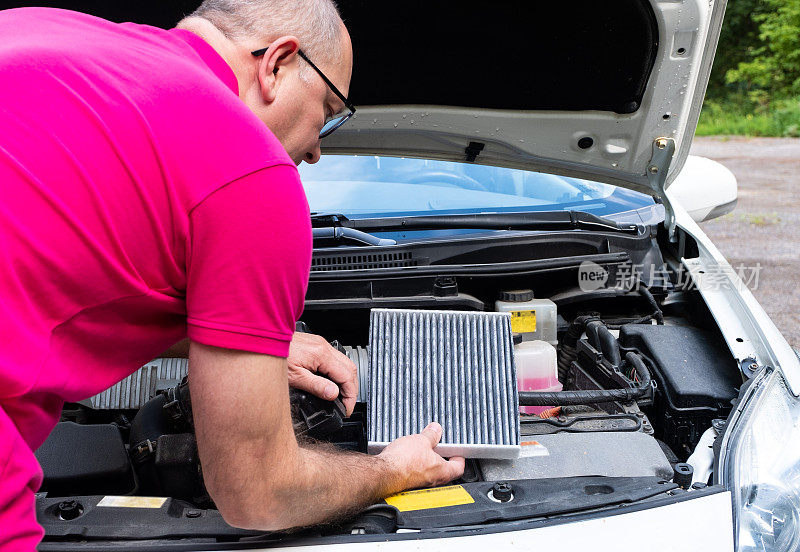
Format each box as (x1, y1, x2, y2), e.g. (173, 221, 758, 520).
(0, 1, 463, 548)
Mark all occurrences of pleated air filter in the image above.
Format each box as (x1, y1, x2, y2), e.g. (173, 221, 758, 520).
(367, 309, 520, 459)
(88, 358, 188, 409)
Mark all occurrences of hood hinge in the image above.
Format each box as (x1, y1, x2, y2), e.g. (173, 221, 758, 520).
(647, 137, 677, 242)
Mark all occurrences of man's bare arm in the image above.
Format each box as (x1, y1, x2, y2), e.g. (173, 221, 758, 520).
(189, 341, 464, 531)
(161, 333, 359, 416)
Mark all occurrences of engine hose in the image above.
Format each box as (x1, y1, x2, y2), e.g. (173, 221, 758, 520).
(594, 286, 665, 329)
(129, 380, 193, 454)
(128, 393, 171, 449)
(557, 314, 601, 383)
(520, 351, 652, 406)
(638, 286, 664, 324)
(562, 404, 598, 415)
(593, 322, 622, 368)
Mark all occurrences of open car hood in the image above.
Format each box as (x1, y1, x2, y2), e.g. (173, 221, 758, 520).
(323, 0, 727, 206)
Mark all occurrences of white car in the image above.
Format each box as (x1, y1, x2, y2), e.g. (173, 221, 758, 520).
(35, 1, 800, 551)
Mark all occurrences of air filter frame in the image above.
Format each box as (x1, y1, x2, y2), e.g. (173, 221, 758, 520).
(367, 309, 520, 459)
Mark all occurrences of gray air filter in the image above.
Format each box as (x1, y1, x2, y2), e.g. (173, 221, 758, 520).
(87, 358, 188, 410)
(367, 309, 520, 459)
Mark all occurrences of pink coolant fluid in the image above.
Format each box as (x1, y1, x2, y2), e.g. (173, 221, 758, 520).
(514, 340, 561, 415)
(519, 377, 563, 415)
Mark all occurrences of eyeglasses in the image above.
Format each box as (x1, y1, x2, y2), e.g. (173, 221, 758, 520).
(251, 46, 356, 139)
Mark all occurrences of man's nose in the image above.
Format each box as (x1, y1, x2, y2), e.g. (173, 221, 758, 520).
(304, 142, 322, 164)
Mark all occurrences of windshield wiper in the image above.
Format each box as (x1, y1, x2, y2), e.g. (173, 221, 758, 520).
(312, 226, 397, 246)
(311, 211, 640, 234)
(310, 215, 397, 246)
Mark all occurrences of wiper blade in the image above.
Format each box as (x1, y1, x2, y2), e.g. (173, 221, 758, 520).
(312, 211, 640, 234)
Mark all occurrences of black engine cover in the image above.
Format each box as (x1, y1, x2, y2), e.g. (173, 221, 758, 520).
(619, 324, 740, 455)
(35, 422, 134, 496)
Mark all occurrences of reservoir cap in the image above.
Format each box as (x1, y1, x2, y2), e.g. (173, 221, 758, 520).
(499, 289, 534, 302)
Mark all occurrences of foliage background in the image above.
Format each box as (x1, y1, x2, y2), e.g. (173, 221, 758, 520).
(698, 0, 800, 136)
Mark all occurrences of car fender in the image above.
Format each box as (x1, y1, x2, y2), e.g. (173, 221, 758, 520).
(671, 201, 800, 395)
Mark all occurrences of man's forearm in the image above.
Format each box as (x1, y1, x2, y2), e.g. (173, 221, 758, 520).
(246, 422, 460, 531)
(189, 343, 462, 532)
(271, 443, 403, 529)
(211, 423, 461, 532)
(218, 439, 405, 531)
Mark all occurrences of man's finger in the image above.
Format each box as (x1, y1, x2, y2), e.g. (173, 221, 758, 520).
(316, 347, 358, 415)
(421, 422, 443, 448)
(340, 393, 356, 417)
(288, 333, 360, 416)
(291, 370, 339, 401)
(446, 456, 466, 479)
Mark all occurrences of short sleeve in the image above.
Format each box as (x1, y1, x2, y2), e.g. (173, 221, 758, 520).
(185, 165, 311, 357)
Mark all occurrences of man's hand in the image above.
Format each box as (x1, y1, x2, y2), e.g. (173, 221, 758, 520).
(378, 422, 465, 490)
(287, 332, 358, 415)
(189, 343, 463, 531)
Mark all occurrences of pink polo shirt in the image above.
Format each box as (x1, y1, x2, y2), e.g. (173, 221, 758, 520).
(0, 8, 312, 549)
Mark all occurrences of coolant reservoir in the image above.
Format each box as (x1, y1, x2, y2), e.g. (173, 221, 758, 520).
(495, 289, 557, 345)
(514, 339, 561, 415)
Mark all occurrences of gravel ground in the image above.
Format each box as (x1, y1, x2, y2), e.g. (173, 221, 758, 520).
(691, 136, 800, 348)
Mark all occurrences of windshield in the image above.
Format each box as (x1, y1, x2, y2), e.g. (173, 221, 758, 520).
(299, 155, 653, 219)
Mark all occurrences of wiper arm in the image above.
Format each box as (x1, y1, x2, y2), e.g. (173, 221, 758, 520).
(312, 227, 397, 246)
(310, 214, 397, 246)
(312, 211, 640, 234)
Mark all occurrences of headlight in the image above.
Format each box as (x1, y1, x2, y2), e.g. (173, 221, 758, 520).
(723, 368, 800, 552)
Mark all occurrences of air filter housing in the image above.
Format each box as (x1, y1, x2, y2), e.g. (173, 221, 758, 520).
(367, 309, 520, 459)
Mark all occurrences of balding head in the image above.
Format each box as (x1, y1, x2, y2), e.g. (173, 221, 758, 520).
(177, 0, 352, 165)
(188, 0, 344, 77)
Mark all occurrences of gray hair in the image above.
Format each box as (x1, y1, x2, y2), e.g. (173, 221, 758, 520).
(189, 0, 343, 73)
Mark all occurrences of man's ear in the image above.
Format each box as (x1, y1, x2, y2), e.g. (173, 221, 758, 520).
(257, 36, 301, 105)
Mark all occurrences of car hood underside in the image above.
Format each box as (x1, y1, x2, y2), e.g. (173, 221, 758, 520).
(322, 0, 727, 199)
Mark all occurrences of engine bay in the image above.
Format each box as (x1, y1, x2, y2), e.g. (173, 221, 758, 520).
(35, 231, 744, 540)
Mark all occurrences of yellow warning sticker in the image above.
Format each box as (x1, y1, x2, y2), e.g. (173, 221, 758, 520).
(385, 485, 474, 512)
(510, 310, 536, 333)
(97, 496, 167, 509)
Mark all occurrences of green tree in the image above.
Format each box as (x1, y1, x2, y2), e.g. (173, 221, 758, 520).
(706, 0, 767, 98)
(726, 0, 800, 99)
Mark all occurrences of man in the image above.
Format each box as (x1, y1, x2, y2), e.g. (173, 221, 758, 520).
(0, 1, 464, 548)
